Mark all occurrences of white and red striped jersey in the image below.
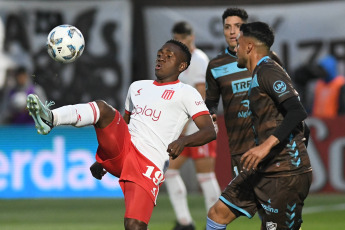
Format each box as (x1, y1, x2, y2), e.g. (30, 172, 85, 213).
(125, 79, 209, 172)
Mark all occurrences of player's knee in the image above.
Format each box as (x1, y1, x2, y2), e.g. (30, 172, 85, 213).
(95, 100, 116, 127)
(124, 218, 147, 230)
(95, 100, 113, 114)
(208, 201, 224, 219)
(207, 200, 236, 225)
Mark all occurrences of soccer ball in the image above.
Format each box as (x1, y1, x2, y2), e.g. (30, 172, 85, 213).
(46, 25, 85, 63)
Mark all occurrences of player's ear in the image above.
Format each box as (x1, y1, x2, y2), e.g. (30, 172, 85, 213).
(179, 62, 188, 72)
(247, 42, 253, 54)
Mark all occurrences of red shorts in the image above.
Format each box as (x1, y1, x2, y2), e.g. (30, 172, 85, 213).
(179, 139, 217, 159)
(121, 181, 154, 224)
(94, 110, 165, 203)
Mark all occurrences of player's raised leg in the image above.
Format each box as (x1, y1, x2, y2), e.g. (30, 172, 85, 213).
(26, 94, 116, 134)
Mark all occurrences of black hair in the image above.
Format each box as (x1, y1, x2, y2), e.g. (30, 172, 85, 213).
(172, 21, 193, 35)
(222, 8, 248, 24)
(240, 22, 274, 49)
(14, 66, 27, 76)
(166, 39, 191, 67)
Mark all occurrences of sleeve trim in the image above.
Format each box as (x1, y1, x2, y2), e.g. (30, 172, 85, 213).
(192, 111, 210, 120)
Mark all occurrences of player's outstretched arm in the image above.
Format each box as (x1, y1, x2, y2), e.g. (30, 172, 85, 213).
(167, 114, 216, 159)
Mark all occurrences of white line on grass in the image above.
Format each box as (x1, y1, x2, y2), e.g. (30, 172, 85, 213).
(303, 203, 345, 214)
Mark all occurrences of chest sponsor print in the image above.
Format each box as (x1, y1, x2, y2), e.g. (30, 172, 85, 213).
(232, 77, 252, 94)
(132, 105, 162, 121)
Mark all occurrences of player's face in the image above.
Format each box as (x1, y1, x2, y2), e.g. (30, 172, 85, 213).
(173, 33, 193, 51)
(223, 16, 244, 51)
(155, 43, 187, 82)
(235, 32, 247, 69)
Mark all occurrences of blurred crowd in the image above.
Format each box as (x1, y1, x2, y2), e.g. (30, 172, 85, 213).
(0, 66, 46, 124)
(1, 53, 345, 125)
(293, 55, 345, 118)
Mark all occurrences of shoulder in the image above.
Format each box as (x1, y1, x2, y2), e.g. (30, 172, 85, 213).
(130, 80, 154, 87)
(209, 50, 236, 67)
(193, 49, 209, 62)
(257, 59, 285, 77)
(179, 82, 199, 94)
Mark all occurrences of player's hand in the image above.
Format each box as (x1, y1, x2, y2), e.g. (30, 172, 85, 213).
(90, 161, 107, 180)
(167, 138, 186, 160)
(240, 144, 270, 171)
(241, 135, 279, 171)
(211, 114, 219, 133)
(211, 114, 217, 122)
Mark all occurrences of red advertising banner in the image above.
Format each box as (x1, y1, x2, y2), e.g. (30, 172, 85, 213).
(215, 115, 345, 193)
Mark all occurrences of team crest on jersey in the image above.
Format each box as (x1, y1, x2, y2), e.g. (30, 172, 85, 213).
(273, 80, 287, 93)
(266, 221, 277, 230)
(161, 90, 175, 100)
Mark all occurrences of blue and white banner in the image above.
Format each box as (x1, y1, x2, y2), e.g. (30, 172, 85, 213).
(0, 126, 123, 199)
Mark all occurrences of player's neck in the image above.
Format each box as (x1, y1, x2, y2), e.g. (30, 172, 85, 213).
(155, 76, 179, 84)
(228, 46, 236, 53)
(249, 53, 269, 73)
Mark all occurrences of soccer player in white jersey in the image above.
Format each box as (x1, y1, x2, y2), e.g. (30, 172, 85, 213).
(26, 40, 217, 230)
(165, 21, 220, 230)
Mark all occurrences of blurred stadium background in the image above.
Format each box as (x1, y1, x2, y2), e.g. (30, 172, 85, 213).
(0, 0, 344, 229)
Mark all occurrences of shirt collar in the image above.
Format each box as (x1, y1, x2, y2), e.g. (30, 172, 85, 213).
(153, 80, 180, 86)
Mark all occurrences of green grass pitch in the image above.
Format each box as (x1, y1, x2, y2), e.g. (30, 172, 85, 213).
(1, 193, 344, 230)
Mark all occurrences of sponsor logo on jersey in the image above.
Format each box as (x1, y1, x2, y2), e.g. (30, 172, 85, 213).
(273, 80, 287, 93)
(232, 77, 252, 94)
(261, 203, 279, 214)
(238, 100, 252, 118)
(266, 221, 277, 230)
(161, 90, 175, 100)
(195, 100, 205, 106)
(132, 105, 161, 121)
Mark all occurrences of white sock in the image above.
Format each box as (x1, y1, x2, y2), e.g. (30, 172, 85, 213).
(52, 102, 100, 127)
(197, 172, 221, 212)
(165, 169, 193, 225)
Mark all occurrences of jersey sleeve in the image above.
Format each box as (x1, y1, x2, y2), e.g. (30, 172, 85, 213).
(125, 84, 133, 114)
(184, 86, 210, 119)
(205, 62, 220, 102)
(258, 67, 299, 104)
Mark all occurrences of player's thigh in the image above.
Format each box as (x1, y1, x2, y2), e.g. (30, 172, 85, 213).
(220, 170, 258, 219)
(255, 172, 312, 230)
(168, 155, 189, 170)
